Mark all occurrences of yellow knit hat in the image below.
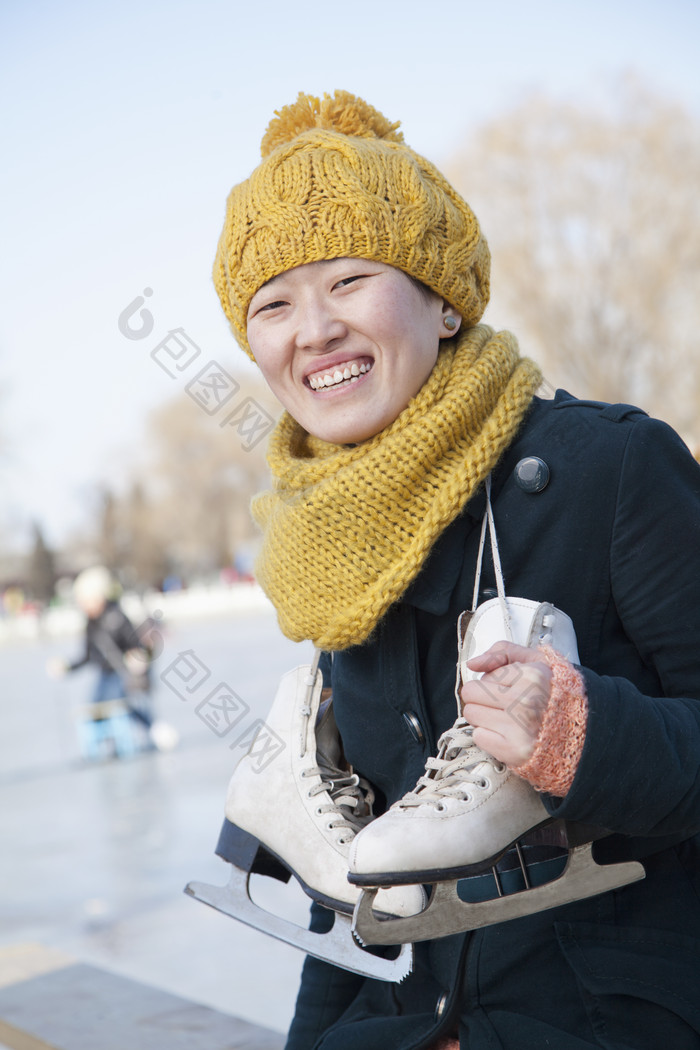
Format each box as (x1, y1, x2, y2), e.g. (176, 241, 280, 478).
(214, 90, 491, 359)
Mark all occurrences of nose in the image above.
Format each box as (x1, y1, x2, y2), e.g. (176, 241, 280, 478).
(294, 297, 346, 352)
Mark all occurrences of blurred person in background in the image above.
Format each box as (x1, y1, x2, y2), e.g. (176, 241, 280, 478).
(48, 566, 177, 756)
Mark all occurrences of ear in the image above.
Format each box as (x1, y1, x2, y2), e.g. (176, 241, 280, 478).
(438, 301, 462, 339)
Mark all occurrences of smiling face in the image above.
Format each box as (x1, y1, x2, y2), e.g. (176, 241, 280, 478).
(246, 258, 461, 444)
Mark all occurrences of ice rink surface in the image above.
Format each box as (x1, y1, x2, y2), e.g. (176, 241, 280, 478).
(0, 603, 316, 1036)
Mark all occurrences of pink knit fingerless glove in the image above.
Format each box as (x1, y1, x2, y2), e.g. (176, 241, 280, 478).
(512, 646, 588, 797)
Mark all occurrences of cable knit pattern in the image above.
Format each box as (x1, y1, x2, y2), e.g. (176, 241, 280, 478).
(213, 90, 490, 359)
(513, 646, 588, 797)
(252, 325, 541, 650)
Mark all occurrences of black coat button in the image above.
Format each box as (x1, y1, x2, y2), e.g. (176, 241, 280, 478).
(514, 457, 550, 493)
(402, 711, 425, 746)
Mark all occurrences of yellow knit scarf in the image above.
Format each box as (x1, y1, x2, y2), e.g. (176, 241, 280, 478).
(252, 324, 541, 650)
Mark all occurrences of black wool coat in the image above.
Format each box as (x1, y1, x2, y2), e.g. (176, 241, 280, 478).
(285, 391, 700, 1050)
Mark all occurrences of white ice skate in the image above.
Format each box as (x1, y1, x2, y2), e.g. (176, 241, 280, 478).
(350, 478, 645, 946)
(185, 652, 422, 982)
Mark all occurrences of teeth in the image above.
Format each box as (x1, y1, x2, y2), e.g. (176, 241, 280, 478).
(309, 362, 371, 390)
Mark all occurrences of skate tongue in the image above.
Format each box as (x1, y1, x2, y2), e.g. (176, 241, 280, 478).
(314, 699, 375, 827)
(319, 764, 372, 823)
(315, 701, 344, 768)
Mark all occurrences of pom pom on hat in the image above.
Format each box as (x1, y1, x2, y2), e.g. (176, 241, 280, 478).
(214, 90, 490, 359)
(260, 91, 404, 156)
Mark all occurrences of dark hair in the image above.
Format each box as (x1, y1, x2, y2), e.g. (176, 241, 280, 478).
(408, 274, 439, 302)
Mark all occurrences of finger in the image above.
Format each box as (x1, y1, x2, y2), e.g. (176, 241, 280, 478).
(465, 688, 546, 738)
(466, 704, 542, 766)
(461, 670, 518, 710)
(464, 703, 516, 736)
(471, 724, 534, 768)
(470, 725, 507, 762)
(466, 641, 542, 672)
(464, 679, 549, 758)
(461, 662, 550, 710)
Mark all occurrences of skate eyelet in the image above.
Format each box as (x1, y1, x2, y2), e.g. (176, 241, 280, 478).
(477, 778, 490, 789)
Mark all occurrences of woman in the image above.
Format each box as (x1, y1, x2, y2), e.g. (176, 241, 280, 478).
(213, 91, 700, 1049)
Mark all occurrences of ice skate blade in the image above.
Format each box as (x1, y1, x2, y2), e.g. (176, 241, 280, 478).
(185, 863, 413, 983)
(352, 844, 645, 945)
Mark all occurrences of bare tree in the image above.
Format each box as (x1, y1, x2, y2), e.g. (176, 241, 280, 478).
(96, 488, 123, 572)
(448, 79, 700, 441)
(26, 521, 56, 605)
(79, 373, 279, 586)
(120, 482, 170, 590)
(131, 373, 279, 581)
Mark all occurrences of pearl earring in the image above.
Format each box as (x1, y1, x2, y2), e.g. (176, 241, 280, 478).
(443, 316, 457, 331)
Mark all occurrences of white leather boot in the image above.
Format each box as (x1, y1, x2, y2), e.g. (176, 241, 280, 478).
(224, 660, 425, 917)
(348, 596, 580, 886)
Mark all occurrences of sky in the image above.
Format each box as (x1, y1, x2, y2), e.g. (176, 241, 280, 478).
(1, 0, 699, 550)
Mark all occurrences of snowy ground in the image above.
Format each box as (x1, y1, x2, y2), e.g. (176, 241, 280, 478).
(0, 603, 315, 1036)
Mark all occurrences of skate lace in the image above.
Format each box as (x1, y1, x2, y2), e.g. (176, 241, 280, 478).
(302, 758, 376, 843)
(298, 656, 375, 843)
(394, 718, 506, 810)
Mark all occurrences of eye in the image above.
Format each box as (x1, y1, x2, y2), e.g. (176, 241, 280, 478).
(334, 274, 366, 289)
(249, 298, 287, 320)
